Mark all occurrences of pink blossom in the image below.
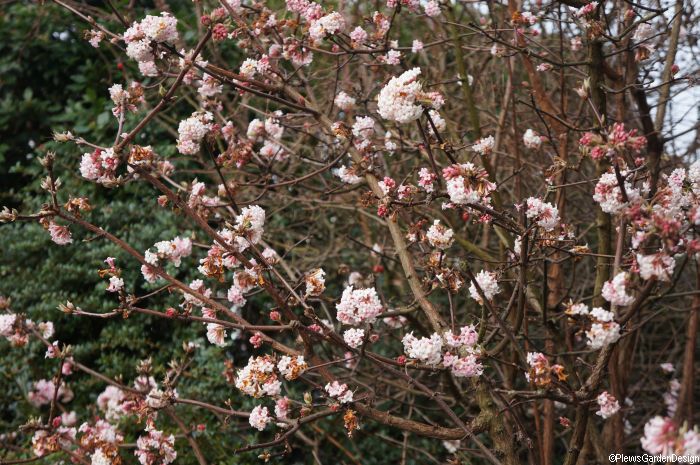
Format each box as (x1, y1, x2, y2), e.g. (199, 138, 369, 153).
(468, 270, 501, 304)
(249, 405, 272, 431)
(135, 426, 177, 465)
(402, 332, 443, 365)
(595, 391, 620, 419)
(48, 222, 72, 245)
(426, 220, 454, 249)
(275, 396, 290, 420)
(601, 272, 635, 306)
(343, 328, 365, 348)
(335, 286, 383, 325)
(424, 0, 441, 17)
(525, 197, 560, 231)
(325, 381, 354, 403)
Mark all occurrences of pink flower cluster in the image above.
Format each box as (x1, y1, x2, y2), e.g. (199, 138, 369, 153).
(525, 197, 560, 231)
(601, 272, 635, 306)
(80, 148, 120, 185)
(176, 112, 213, 155)
(124, 13, 179, 76)
(595, 391, 620, 419)
(142, 236, 192, 282)
(249, 405, 272, 431)
(28, 379, 73, 407)
(325, 381, 354, 403)
(377, 68, 442, 124)
(343, 328, 365, 348)
(402, 326, 483, 377)
(566, 304, 621, 349)
(443, 163, 496, 207)
(235, 355, 307, 398)
(48, 221, 73, 245)
(526, 352, 567, 386)
(579, 123, 646, 161)
(247, 116, 288, 161)
(426, 220, 454, 249)
(335, 286, 383, 325)
(468, 269, 501, 304)
(472, 136, 495, 156)
(641, 417, 700, 456)
(135, 425, 177, 465)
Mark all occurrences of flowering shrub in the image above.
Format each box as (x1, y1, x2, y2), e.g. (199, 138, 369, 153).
(1, 0, 699, 463)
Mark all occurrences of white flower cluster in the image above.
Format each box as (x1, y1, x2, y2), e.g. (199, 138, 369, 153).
(108, 83, 141, 115)
(593, 171, 640, 214)
(602, 272, 635, 306)
(581, 305, 621, 349)
(124, 13, 179, 76)
(176, 112, 213, 155)
(333, 165, 363, 184)
(277, 355, 308, 380)
(525, 197, 560, 231)
(135, 426, 177, 465)
(442, 326, 483, 378)
(240, 59, 257, 79)
(305, 268, 326, 297)
(324, 381, 354, 403)
(80, 419, 122, 449)
(472, 136, 495, 156)
(596, 391, 621, 419)
(523, 129, 542, 149)
(343, 328, 365, 348)
(0, 313, 17, 339)
(468, 270, 501, 304)
(187, 181, 220, 209)
(198, 75, 222, 98)
(96, 385, 126, 422)
(249, 405, 272, 431)
(309, 12, 346, 41)
(443, 163, 496, 206)
(235, 355, 281, 398)
(334, 91, 356, 110)
(640, 416, 700, 456)
(352, 116, 376, 139)
(418, 167, 436, 193)
(378, 68, 437, 124)
(141, 236, 192, 282)
(689, 159, 700, 194)
(106, 276, 124, 293)
(403, 326, 483, 377)
(335, 286, 383, 325)
(401, 332, 443, 365)
(444, 325, 479, 348)
(206, 323, 227, 347)
(247, 117, 287, 161)
(230, 205, 266, 252)
(80, 148, 120, 185)
(426, 220, 454, 249)
(636, 253, 675, 282)
(424, 0, 441, 17)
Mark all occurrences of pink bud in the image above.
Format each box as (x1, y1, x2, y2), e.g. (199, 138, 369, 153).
(249, 332, 263, 349)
